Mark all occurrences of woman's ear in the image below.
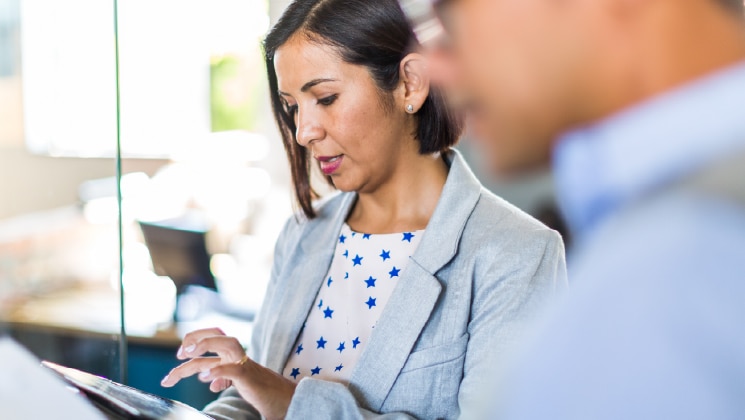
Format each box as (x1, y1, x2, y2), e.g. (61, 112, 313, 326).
(399, 53, 431, 114)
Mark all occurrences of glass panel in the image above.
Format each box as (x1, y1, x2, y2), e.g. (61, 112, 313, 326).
(114, 0, 292, 410)
(0, 0, 123, 391)
(1, 0, 292, 412)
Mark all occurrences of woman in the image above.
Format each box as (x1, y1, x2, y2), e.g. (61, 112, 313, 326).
(160, 0, 567, 418)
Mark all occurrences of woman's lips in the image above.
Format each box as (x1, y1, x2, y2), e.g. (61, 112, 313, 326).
(317, 155, 344, 175)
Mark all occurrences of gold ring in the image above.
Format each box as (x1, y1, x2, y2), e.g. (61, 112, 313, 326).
(236, 355, 249, 366)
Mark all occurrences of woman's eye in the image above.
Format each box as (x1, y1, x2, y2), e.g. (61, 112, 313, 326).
(285, 104, 298, 116)
(317, 95, 338, 106)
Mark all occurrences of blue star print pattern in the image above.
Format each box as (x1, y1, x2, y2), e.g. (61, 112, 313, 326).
(365, 297, 377, 309)
(283, 223, 424, 384)
(316, 336, 327, 349)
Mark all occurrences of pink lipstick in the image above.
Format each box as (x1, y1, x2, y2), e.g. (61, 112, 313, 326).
(317, 155, 344, 175)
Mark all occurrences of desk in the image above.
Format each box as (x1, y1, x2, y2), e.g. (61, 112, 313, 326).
(0, 207, 253, 410)
(2, 281, 253, 410)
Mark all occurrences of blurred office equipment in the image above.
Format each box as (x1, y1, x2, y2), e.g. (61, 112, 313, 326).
(139, 219, 216, 296)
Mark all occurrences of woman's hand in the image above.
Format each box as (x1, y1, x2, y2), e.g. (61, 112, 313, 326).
(160, 328, 297, 420)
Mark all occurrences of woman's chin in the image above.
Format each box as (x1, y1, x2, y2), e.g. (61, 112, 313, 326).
(329, 176, 365, 194)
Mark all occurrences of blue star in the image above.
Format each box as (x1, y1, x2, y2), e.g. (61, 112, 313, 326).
(365, 276, 377, 288)
(317, 299, 323, 309)
(380, 249, 391, 261)
(362, 233, 371, 240)
(311, 366, 321, 376)
(336, 342, 346, 353)
(323, 306, 334, 319)
(317, 336, 327, 349)
(290, 368, 300, 379)
(343, 250, 349, 259)
(335, 364, 344, 372)
(327, 277, 333, 287)
(351, 232, 357, 237)
(402, 232, 415, 242)
(339, 234, 346, 244)
(389, 266, 401, 278)
(295, 344, 303, 355)
(352, 337, 361, 349)
(352, 254, 363, 266)
(365, 297, 377, 309)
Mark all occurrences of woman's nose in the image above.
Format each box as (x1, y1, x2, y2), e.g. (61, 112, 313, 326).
(295, 108, 325, 147)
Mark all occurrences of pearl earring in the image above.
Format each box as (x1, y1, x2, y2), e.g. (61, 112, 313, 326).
(406, 104, 414, 113)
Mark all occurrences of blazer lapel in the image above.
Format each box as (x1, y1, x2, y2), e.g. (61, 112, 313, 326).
(347, 150, 483, 410)
(347, 260, 442, 410)
(263, 194, 356, 372)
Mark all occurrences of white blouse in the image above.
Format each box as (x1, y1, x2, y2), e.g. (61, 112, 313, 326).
(282, 223, 425, 384)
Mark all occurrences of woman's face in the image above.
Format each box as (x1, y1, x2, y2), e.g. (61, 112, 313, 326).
(274, 35, 418, 194)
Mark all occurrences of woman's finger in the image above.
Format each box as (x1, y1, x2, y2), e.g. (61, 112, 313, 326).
(196, 362, 246, 388)
(177, 328, 226, 359)
(181, 335, 245, 363)
(160, 357, 222, 388)
(208, 377, 232, 393)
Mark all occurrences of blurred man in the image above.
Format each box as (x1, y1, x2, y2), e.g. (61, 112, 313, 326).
(399, 0, 745, 418)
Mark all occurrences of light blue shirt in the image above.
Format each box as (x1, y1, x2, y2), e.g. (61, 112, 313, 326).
(494, 62, 745, 419)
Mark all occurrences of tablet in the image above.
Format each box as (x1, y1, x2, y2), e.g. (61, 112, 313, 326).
(41, 361, 213, 420)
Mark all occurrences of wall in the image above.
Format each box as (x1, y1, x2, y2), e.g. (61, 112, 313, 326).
(0, 75, 166, 220)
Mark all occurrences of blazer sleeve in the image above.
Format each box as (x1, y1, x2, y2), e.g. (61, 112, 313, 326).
(458, 228, 568, 415)
(285, 379, 415, 419)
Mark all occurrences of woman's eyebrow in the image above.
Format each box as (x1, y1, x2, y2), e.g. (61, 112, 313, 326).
(301, 78, 338, 92)
(279, 78, 338, 97)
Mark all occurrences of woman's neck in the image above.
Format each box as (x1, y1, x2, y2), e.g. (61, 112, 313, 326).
(346, 151, 449, 234)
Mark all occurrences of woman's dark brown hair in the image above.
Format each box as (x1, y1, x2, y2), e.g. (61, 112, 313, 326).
(264, 0, 463, 219)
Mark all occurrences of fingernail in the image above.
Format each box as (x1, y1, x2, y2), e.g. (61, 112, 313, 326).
(177, 347, 184, 358)
(160, 374, 170, 386)
(184, 344, 196, 354)
(198, 369, 211, 380)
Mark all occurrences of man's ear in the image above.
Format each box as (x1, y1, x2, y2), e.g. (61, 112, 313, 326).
(399, 53, 431, 114)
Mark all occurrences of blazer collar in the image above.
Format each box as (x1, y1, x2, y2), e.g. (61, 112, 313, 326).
(296, 148, 482, 272)
(409, 149, 483, 274)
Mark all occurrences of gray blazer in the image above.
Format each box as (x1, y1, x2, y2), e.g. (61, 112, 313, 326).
(204, 150, 568, 419)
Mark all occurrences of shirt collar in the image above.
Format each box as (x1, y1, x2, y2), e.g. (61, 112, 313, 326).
(554, 60, 745, 237)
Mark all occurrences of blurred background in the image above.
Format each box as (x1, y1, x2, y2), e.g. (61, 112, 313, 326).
(0, 0, 562, 409)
